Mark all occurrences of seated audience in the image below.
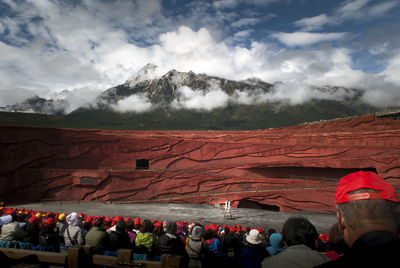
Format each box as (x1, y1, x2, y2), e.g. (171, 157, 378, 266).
(38, 217, 63, 252)
(324, 223, 348, 260)
(238, 229, 269, 268)
(157, 221, 187, 255)
(186, 225, 207, 268)
(261, 217, 329, 268)
(134, 219, 155, 260)
(85, 217, 110, 255)
(316, 171, 400, 267)
(266, 232, 284, 256)
(24, 215, 41, 245)
(64, 212, 84, 246)
(109, 220, 130, 251)
(221, 226, 242, 258)
(125, 219, 137, 246)
(0, 214, 26, 242)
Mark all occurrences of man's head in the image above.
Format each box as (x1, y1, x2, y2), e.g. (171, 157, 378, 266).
(166, 221, 177, 235)
(94, 217, 105, 228)
(335, 171, 400, 247)
(282, 217, 318, 250)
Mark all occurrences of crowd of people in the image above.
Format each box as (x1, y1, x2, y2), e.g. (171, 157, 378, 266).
(0, 171, 399, 268)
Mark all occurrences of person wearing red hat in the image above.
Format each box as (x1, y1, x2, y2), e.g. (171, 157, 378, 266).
(24, 215, 41, 245)
(38, 217, 63, 252)
(316, 171, 400, 267)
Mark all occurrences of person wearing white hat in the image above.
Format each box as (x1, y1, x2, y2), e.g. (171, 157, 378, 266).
(0, 214, 26, 241)
(238, 229, 269, 268)
(0, 215, 12, 226)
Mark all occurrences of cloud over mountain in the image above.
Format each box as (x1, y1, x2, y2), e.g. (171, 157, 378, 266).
(0, 0, 399, 112)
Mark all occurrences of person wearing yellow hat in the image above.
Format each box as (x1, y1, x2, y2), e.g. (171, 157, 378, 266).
(57, 213, 67, 236)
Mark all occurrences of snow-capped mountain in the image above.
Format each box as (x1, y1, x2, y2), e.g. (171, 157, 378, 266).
(1, 64, 372, 121)
(0, 95, 69, 115)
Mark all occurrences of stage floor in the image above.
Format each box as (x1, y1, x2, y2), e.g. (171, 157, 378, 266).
(11, 202, 337, 234)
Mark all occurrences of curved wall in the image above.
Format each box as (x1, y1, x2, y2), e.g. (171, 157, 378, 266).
(1, 114, 399, 212)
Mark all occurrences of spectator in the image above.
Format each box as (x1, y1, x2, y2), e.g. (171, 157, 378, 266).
(221, 226, 242, 258)
(204, 229, 223, 257)
(264, 228, 277, 247)
(85, 217, 110, 255)
(316, 171, 400, 267)
(0, 214, 26, 241)
(109, 220, 130, 251)
(125, 219, 137, 246)
(133, 217, 141, 234)
(261, 217, 329, 268)
(324, 223, 348, 260)
(134, 219, 155, 260)
(24, 215, 41, 245)
(57, 213, 67, 236)
(157, 221, 187, 256)
(238, 229, 269, 268)
(64, 212, 84, 246)
(38, 217, 63, 252)
(186, 225, 207, 268)
(266, 232, 284, 256)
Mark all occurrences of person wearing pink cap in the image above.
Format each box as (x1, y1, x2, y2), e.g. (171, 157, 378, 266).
(316, 171, 400, 267)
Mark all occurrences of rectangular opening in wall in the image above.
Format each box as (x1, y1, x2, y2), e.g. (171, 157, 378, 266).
(79, 177, 98, 184)
(136, 159, 149, 170)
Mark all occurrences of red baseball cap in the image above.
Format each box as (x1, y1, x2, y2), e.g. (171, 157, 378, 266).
(335, 171, 400, 204)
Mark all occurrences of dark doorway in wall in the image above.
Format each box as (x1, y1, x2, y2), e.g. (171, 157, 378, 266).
(237, 198, 280, 211)
(136, 159, 149, 170)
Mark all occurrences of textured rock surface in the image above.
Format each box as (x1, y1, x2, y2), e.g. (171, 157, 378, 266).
(1, 114, 400, 212)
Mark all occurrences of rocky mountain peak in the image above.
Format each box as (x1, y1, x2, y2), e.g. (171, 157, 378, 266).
(125, 63, 160, 87)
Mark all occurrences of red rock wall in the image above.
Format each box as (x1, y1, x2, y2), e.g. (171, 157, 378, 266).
(1, 114, 399, 212)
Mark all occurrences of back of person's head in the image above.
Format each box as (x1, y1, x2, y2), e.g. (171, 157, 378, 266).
(335, 171, 400, 234)
(140, 219, 154, 233)
(204, 230, 214, 240)
(166, 221, 177, 235)
(328, 223, 348, 255)
(282, 217, 318, 249)
(125, 220, 134, 231)
(191, 226, 204, 240)
(94, 217, 104, 228)
(114, 220, 124, 232)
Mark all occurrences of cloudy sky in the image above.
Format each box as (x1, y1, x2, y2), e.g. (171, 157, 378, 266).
(0, 0, 399, 112)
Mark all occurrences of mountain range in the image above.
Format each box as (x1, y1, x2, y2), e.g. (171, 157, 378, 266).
(0, 64, 387, 130)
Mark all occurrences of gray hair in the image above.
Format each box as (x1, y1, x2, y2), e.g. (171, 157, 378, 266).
(336, 189, 399, 232)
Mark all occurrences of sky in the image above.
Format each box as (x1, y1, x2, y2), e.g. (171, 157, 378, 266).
(0, 0, 399, 113)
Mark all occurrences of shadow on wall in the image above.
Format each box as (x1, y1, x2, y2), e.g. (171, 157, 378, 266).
(237, 198, 280, 211)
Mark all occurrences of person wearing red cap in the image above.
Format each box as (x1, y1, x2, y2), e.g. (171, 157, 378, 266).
(316, 171, 400, 267)
(38, 217, 63, 252)
(24, 215, 41, 245)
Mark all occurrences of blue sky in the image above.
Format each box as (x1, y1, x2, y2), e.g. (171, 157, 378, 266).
(0, 0, 399, 112)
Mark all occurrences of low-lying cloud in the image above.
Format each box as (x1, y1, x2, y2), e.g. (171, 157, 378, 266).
(0, 0, 399, 113)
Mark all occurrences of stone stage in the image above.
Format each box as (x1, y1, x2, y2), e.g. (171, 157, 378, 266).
(12, 202, 337, 234)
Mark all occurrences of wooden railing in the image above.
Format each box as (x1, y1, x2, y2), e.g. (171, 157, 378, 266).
(0, 245, 182, 268)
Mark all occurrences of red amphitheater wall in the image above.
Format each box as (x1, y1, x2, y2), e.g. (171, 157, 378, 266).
(1, 114, 400, 213)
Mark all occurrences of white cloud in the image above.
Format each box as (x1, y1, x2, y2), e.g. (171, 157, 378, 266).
(294, 1, 399, 31)
(367, 1, 398, 17)
(111, 94, 153, 113)
(0, 0, 399, 112)
(271, 32, 348, 47)
(231, 18, 260, 28)
(294, 14, 330, 31)
(172, 80, 230, 111)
